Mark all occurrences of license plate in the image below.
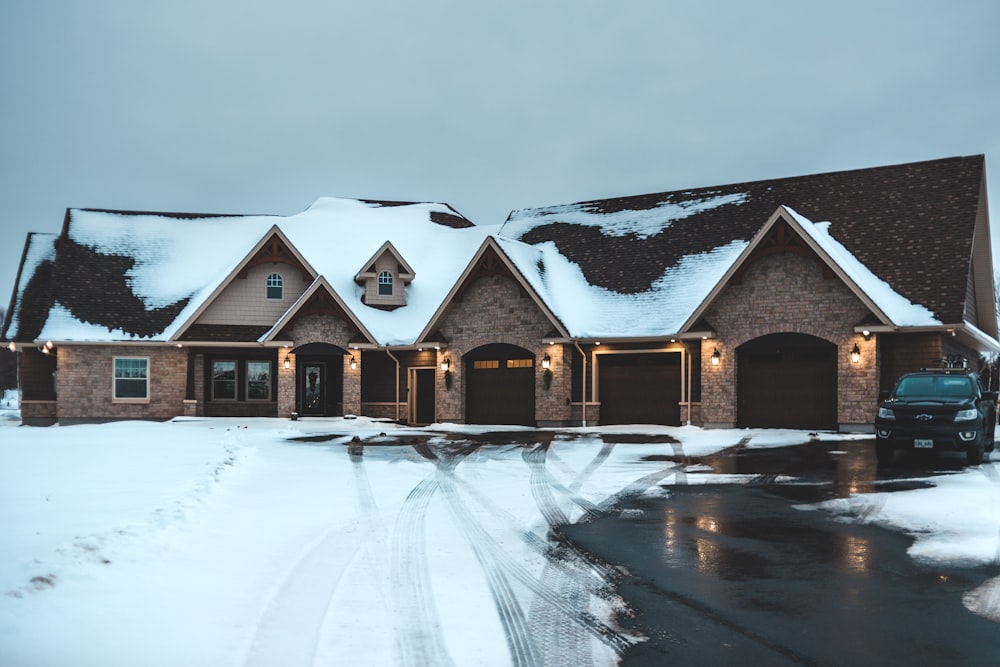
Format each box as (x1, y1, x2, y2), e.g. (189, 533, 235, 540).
(914, 439, 934, 449)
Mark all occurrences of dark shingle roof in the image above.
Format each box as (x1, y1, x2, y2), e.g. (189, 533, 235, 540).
(503, 155, 985, 324)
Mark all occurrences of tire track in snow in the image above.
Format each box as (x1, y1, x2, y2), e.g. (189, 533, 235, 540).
(431, 446, 633, 665)
(243, 442, 396, 667)
(241, 522, 366, 667)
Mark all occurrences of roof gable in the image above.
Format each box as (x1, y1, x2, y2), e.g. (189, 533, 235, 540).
(355, 241, 416, 282)
(262, 276, 376, 345)
(681, 206, 940, 334)
(417, 238, 570, 343)
(171, 226, 317, 341)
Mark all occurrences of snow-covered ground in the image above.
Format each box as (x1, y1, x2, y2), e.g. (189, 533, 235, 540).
(0, 411, 998, 667)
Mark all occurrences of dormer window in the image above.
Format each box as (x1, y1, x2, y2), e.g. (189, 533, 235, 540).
(354, 241, 414, 310)
(266, 273, 283, 300)
(378, 271, 393, 296)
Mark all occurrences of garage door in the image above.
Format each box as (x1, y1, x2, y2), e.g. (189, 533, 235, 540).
(737, 333, 837, 430)
(598, 353, 682, 425)
(465, 344, 536, 425)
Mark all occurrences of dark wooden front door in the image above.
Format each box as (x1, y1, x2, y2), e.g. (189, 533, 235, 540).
(598, 353, 682, 425)
(414, 368, 435, 424)
(737, 333, 837, 430)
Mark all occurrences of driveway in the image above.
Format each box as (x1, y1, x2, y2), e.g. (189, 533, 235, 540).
(563, 440, 1000, 666)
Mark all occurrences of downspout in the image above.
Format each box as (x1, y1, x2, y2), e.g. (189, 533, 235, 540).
(385, 348, 401, 422)
(683, 341, 692, 426)
(573, 341, 587, 427)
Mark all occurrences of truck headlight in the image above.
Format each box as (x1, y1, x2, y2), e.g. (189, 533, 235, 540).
(954, 408, 978, 421)
(877, 407, 895, 419)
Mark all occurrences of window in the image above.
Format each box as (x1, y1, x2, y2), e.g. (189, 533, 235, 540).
(212, 360, 237, 400)
(507, 359, 533, 369)
(246, 361, 272, 400)
(378, 271, 393, 296)
(114, 357, 149, 401)
(266, 273, 283, 300)
(474, 360, 499, 369)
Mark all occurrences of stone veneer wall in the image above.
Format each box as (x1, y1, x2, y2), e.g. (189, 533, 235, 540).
(436, 274, 571, 425)
(56, 345, 188, 422)
(700, 252, 878, 429)
(287, 314, 361, 415)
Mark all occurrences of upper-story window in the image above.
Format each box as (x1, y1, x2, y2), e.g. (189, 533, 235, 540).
(378, 271, 393, 296)
(266, 273, 283, 300)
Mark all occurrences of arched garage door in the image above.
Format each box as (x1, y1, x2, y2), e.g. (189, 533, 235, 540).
(465, 344, 535, 425)
(599, 353, 682, 425)
(737, 333, 837, 430)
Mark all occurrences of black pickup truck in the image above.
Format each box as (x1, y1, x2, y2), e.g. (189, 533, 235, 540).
(874, 369, 997, 466)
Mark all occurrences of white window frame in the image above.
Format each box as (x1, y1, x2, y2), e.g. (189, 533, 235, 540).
(266, 272, 284, 300)
(113, 356, 150, 403)
(378, 270, 393, 296)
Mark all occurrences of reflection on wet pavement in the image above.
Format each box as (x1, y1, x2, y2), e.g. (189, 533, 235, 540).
(562, 438, 1000, 666)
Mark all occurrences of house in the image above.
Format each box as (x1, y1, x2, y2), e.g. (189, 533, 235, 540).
(4, 155, 997, 430)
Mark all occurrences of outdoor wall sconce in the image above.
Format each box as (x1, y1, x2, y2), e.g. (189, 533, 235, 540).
(441, 357, 453, 390)
(851, 343, 861, 364)
(541, 353, 551, 370)
(7, 341, 15, 352)
(711, 348, 721, 366)
(283, 357, 291, 370)
(862, 329, 872, 341)
(349, 355, 357, 371)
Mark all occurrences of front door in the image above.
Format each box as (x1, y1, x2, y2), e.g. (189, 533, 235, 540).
(300, 362, 326, 416)
(410, 367, 436, 424)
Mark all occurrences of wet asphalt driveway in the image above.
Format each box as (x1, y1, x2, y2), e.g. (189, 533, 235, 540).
(561, 441, 1000, 666)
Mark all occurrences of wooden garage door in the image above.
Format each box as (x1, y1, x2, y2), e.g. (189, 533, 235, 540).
(598, 353, 682, 425)
(465, 344, 535, 425)
(737, 333, 837, 430)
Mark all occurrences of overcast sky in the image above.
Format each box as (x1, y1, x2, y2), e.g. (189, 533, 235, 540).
(2, 1, 998, 303)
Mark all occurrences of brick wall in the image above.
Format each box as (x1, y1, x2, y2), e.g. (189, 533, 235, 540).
(701, 252, 878, 429)
(56, 345, 188, 422)
(287, 314, 360, 415)
(437, 274, 570, 424)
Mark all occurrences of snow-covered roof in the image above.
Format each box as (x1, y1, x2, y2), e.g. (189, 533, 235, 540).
(4, 155, 994, 348)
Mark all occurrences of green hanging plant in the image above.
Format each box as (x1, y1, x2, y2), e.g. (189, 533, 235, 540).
(542, 368, 553, 390)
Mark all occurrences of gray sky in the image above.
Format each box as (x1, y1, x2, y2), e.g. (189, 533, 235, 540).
(2, 1, 999, 303)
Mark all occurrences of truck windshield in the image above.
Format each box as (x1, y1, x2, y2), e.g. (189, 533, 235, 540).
(894, 375, 974, 400)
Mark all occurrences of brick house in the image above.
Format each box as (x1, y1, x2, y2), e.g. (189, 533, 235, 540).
(4, 156, 998, 430)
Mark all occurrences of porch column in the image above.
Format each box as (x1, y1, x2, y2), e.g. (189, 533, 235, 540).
(278, 348, 296, 418)
(343, 351, 361, 417)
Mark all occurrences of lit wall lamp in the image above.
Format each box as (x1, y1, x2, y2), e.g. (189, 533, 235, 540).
(862, 329, 871, 341)
(283, 357, 291, 370)
(851, 343, 861, 364)
(541, 353, 551, 370)
(711, 348, 721, 366)
(6, 341, 15, 353)
(441, 357, 452, 390)
(349, 355, 357, 371)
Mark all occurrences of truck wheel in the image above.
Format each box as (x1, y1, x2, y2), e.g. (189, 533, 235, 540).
(876, 441, 893, 467)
